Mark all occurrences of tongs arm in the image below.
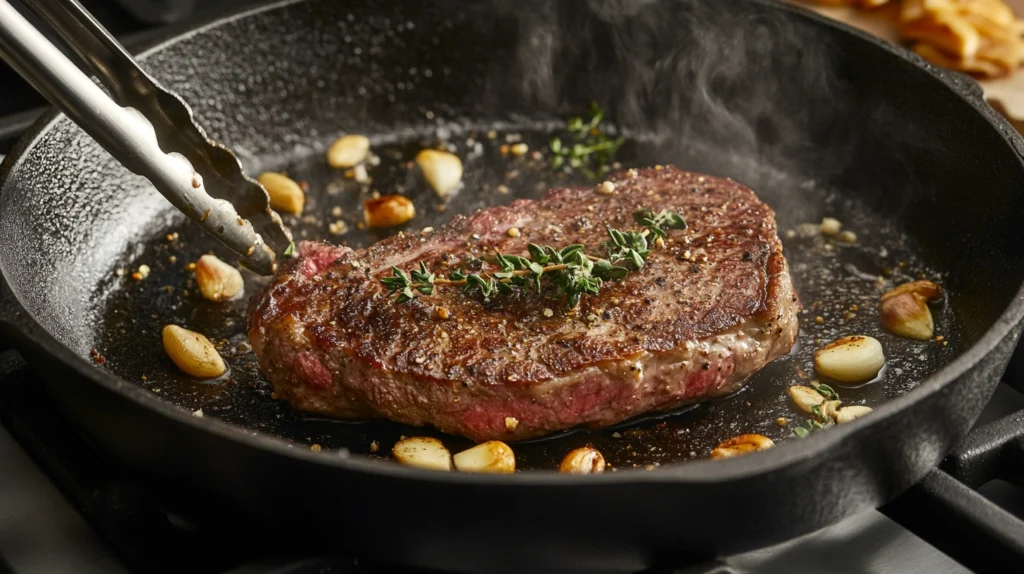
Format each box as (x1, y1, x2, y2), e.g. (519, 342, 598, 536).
(0, 0, 291, 275)
(20, 0, 148, 104)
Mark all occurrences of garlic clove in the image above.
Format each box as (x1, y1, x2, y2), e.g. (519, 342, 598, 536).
(416, 149, 463, 197)
(820, 217, 842, 236)
(363, 194, 415, 228)
(787, 385, 825, 414)
(822, 399, 843, 422)
(453, 441, 516, 473)
(710, 434, 775, 460)
(195, 254, 244, 302)
(559, 446, 607, 474)
(836, 405, 873, 424)
(327, 134, 370, 169)
(880, 280, 942, 341)
(881, 280, 942, 303)
(162, 325, 226, 378)
(814, 335, 885, 383)
(392, 437, 452, 471)
(838, 230, 857, 243)
(257, 172, 305, 216)
(880, 292, 934, 340)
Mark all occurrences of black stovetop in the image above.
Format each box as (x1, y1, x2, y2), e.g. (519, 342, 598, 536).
(3, 1, 1024, 572)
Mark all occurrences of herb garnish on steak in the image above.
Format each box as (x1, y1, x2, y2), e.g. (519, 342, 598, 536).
(248, 166, 799, 442)
(381, 204, 686, 308)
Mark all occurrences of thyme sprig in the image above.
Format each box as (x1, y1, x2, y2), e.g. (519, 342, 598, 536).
(793, 419, 824, 439)
(634, 208, 688, 240)
(605, 227, 650, 269)
(793, 383, 840, 439)
(812, 383, 838, 401)
(605, 209, 687, 268)
(381, 208, 685, 309)
(549, 103, 624, 180)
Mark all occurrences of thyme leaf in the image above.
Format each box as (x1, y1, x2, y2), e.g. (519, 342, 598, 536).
(634, 208, 688, 240)
(549, 102, 624, 180)
(381, 206, 684, 310)
(813, 383, 839, 401)
(793, 418, 825, 439)
(794, 383, 843, 438)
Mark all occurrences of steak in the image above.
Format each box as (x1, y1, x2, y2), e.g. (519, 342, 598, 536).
(248, 166, 798, 442)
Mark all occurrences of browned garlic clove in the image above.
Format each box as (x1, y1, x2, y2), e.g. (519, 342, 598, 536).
(453, 441, 516, 473)
(814, 336, 885, 383)
(710, 434, 775, 460)
(392, 437, 452, 471)
(787, 385, 826, 414)
(363, 194, 415, 228)
(257, 172, 305, 216)
(880, 280, 943, 341)
(194, 254, 244, 302)
(162, 325, 226, 378)
(559, 446, 607, 474)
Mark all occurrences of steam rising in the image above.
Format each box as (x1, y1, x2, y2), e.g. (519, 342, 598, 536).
(493, 0, 866, 221)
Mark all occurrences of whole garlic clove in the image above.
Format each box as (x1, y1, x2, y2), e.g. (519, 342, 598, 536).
(453, 441, 516, 473)
(257, 172, 305, 216)
(820, 217, 842, 236)
(787, 385, 825, 414)
(195, 254, 244, 302)
(881, 293, 933, 340)
(327, 134, 370, 169)
(392, 437, 452, 471)
(814, 336, 885, 383)
(880, 280, 943, 341)
(710, 434, 775, 460)
(162, 325, 226, 378)
(836, 405, 873, 424)
(559, 446, 607, 474)
(416, 149, 463, 197)
(363, 194, 415, 228)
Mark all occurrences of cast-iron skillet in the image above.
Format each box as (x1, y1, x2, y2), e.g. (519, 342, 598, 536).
(2, 0, 1024, 571)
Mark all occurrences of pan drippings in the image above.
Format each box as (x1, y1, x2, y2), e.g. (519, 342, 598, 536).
(93, 129, 963, 471)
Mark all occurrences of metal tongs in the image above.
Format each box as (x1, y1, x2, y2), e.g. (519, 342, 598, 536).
(0, 0, 291, 275)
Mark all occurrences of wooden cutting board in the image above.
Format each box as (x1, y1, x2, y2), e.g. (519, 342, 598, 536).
(799, 1, 1024, 124)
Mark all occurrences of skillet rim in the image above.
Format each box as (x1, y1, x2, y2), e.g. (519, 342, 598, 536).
(1, 0, 1023, 487)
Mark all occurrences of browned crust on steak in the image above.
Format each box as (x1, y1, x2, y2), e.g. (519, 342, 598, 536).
(248, 167, 798, 441)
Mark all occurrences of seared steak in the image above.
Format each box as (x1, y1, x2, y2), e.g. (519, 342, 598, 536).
(248, 167, 798, 441)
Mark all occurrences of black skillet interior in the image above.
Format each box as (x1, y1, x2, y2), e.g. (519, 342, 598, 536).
(1, 0, 1023, 472)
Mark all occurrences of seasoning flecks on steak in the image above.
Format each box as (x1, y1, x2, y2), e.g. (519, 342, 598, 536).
(248, 167, 798, 442)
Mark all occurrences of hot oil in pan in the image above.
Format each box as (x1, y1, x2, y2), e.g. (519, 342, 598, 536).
(95, 129, 964, 471)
